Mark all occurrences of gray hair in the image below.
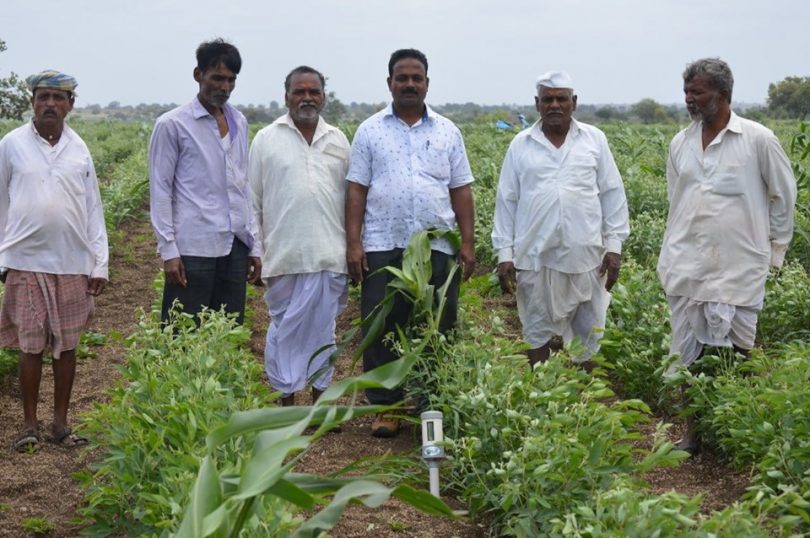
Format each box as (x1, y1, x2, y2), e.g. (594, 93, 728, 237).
(683, 58, 734, 102)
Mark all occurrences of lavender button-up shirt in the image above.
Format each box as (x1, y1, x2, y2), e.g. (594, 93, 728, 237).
(149, 97, 259, 261)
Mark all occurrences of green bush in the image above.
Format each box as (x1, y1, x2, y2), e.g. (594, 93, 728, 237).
(77, 311, 278, 536)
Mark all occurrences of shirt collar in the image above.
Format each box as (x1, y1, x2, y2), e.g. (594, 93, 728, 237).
(278, 112, 334, 141)
(530, 117, 582, 143)
(192, 96, 233, 121)
(28, 120, 72, 146)
(384, 102, 433, 123)
(725, 110, 743, 134)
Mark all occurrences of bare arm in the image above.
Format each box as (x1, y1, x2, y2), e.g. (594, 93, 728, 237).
(346, 181, 369, 284)
(450, 184, 475, 281)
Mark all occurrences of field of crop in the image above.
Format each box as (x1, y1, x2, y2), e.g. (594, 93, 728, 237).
(0, 116, 808, 536)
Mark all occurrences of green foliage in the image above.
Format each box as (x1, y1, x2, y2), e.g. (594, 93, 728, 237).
(600, 259, 672, 408)
(77, 311, 275, 536)
(630, 98, 675, 124)
(174, 231, 460, 537)
(759, 262, 810, 345)
(551, 477, 769, 537)
(0, 39, 29, 121)
(680, 344, 810, 533)
(20, 516, 55, 535)
(768, 76, 810, 119)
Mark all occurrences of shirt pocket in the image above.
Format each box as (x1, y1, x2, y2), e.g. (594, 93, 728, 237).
(57, 158, 89, 197)
(711, 164, 745, 195)
(562, 153, 599, 193)
(322, 143, 349, 182)
(419, 140, 451, 181)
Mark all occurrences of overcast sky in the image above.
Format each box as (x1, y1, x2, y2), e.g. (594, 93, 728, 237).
(2, 0, 808, 108)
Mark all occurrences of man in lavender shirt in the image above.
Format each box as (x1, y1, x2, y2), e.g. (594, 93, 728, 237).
(149, 39, 261, 325)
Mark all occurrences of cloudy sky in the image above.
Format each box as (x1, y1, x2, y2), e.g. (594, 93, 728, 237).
(2, 0, 807, 108)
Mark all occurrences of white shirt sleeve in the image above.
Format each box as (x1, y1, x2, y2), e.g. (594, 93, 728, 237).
(492, 144, 519, 263)
(758, 132, 797, 267)
(596, 132, 630, 254)
(84, 156, 109, 280)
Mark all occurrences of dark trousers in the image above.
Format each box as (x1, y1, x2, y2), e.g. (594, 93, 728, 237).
(161, 238, 249, 325)
(361, 248, 460, 405)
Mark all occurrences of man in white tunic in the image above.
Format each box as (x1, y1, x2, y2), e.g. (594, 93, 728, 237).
(492, 72, 629, 367)
(0, 70, 108, 451)
(249, 66, 350, 406)
(658, 58, 796, 453)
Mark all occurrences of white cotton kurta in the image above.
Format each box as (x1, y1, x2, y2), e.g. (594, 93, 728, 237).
(492, 119, 629, 353)
(657, 112, 796, 307)
(248, 114, 350, 394)
(249, 113, 350, 278)
(0, 122, 108, 279)
(263, 272, 348, 394)
(491, 119, 629, 273)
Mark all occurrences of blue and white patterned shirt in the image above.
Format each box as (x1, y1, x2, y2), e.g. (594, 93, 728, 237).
(347, 104, 473, 254)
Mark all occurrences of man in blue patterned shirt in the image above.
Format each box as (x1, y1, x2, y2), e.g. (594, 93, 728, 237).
(346, 48, 475, 437)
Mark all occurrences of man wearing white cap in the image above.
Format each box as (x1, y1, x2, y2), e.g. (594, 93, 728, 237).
(0, 70, 108, 451)
(492, 71, 629, 366)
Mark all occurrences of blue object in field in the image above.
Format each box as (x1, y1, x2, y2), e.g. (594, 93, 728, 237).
(517, 113, 529, 129)
(496, 119, 513, 131)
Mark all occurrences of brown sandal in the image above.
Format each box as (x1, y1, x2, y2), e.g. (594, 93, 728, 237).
(51, 426, 89, 449)
(14, 430, 40, 453)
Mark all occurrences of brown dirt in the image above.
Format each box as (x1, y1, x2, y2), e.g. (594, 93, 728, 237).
(0, 219, 753, 537)
(0, 217, 161, 537)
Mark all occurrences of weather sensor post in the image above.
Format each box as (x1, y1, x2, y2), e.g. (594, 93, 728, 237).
(420, 410, 445, 497)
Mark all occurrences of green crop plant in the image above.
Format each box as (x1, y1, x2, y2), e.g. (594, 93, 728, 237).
(175, 229, 463, 537)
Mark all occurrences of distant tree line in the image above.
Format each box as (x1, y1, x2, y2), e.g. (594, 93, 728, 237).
(2, 34, 809, 124)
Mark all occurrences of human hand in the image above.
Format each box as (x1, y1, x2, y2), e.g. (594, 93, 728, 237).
(347, 243, 367, 285)
(599, 252, 621, 291)
(247, 256, 263, 285)
(497, 261, 516, 294)
(164, 257, 187, 287)
(458, 242, 476, 281)
(87, 278, 107, 296)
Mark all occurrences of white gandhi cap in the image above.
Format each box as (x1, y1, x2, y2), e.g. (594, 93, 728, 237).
(535, 71, 573, 89)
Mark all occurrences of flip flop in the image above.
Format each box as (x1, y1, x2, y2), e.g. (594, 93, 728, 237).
(14, 430, 40, 453)
(675, 438, 701, 456)
(51, 426, 89, 449)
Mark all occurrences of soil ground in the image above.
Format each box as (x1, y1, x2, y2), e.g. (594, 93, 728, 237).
(0, 217, 749, 537)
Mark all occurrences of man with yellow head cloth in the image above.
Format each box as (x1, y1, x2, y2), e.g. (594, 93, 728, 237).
(0, 70, 108, 451)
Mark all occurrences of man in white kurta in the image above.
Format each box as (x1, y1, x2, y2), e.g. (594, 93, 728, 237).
(658, 58, 796, 453)
(0, 70, 108, 451)
(659, 59, 795, 370)
(492, 72, 629, 366)
(248, 66, 349, 406)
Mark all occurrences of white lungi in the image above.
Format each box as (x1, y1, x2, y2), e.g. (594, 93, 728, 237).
(516, 267, 611, 362)
(264, 271, 348, 395)
(665, 295, 760, 375)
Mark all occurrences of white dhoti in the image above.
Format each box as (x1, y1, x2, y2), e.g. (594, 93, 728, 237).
(264, 271, 348, 395)
(516, 267, 611, 362)
(665, 295, 760, 375)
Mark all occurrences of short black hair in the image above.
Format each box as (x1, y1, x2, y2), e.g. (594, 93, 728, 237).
(284, 66, 326, 93)
(196, 38, 242, 74)
(388, 49, 428, 77)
